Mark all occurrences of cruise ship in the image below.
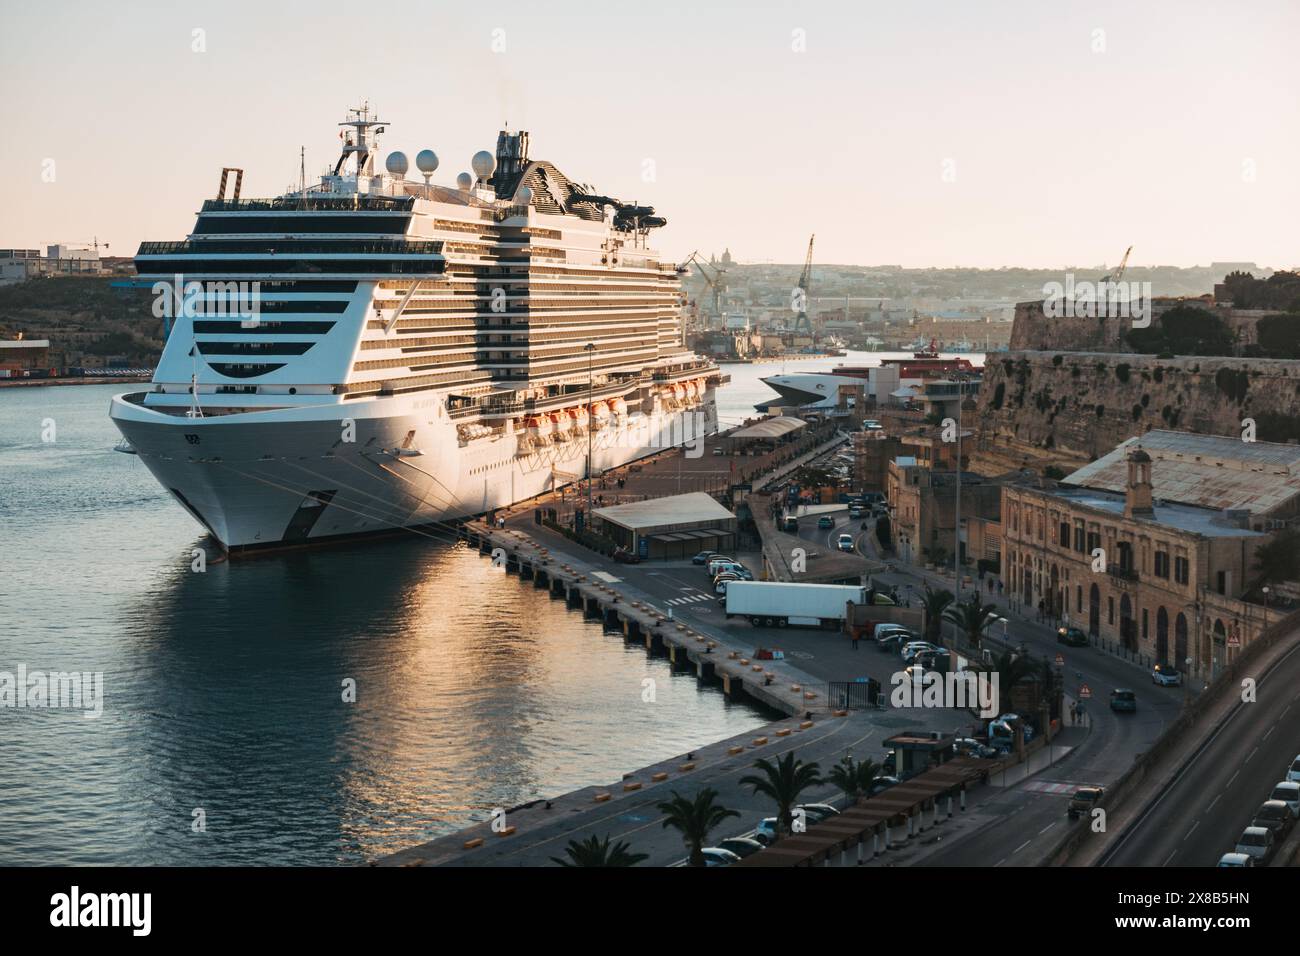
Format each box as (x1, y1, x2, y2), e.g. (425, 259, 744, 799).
(111, 105, 719, 553)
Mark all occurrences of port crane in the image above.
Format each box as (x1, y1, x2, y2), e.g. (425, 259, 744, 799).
(1101, 245, 1132, 284)
(679, 250, 729, 328)
(792, 234, 815, 335)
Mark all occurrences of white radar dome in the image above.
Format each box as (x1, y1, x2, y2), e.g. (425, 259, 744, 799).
(471, 150, 497, 180)
(515, 185, 533, 205)
(385, 151, 409, 178)
(456, 172, 473, 190)
(415, 149, 439, 175)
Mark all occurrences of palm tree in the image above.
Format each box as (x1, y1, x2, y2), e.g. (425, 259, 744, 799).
(992, 650, 1037, 716)
(943, 595, 999, 650)
(657, 788, 739, 867)
(740, 751, 824, 839)
(920, 585, 954, 643)
(551, 833, 648, 867)
(829, 755, 884, 806)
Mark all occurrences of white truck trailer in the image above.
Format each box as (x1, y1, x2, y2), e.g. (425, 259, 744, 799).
(724, 581, 867, 629)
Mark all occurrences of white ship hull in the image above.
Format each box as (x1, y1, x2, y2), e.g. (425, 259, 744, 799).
(111, 389, 718, 553)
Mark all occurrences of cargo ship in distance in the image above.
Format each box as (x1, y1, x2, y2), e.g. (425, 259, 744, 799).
(111, 105, 719, 553)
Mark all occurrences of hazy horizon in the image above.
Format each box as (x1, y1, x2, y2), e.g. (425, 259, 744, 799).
(2, 0, 1296, 270)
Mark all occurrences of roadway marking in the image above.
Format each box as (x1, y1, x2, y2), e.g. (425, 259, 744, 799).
(1013, 840, 1031, 854)
(1162, 850, 1177, 866)
(1227, 770, 1240, 787)
(1182, 821, 1199, 842)
(1206, 793, 1221, 812)
(1021, 780, 1083, 794)
(1262, 726, 1274, 741)
(1245, 747, 1258, 763)
(666, 592, 712, 606)
(1039, 822, 1057, 835)
(592, 571, 621, 583)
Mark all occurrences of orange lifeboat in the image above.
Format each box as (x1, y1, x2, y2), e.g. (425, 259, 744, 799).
(610, 397, 628, 417)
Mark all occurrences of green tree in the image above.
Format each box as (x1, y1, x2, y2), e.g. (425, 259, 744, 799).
(551, 833, 649, 868)
(1252, 528, 1300, 587)
(943, 596, 1001, 651)
(828, 755, 884, 806)
(740, 752, 824, 840)
(656, 788, 739, 867)
(920, 585, 955, 643)
(1124, 305, 1235, 357)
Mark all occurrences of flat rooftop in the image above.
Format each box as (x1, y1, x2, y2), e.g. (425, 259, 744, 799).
(1045, 486, 1267, 538)
(1064, 430, 1300, 515)
(730, 416, 808, 440)
(593, 491, 734, 531)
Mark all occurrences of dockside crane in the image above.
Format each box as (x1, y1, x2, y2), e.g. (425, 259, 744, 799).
(679, 250, 728, 328)
(1101, 245, 1132, 284)
(792, 234, 815, 335)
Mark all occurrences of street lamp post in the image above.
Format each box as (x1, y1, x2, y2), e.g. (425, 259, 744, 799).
(953, 380, 976, 602)
(584, 342, 595, 527)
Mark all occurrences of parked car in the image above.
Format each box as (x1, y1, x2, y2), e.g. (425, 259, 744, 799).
(707, 556, 738, 575)
(1251, 799, 1295, 837)
(817, 515, 835, 529)
(1217, 852, 1254, 867)
(1235, 826, 1274, 862)
(873, 622, 914, 640)
(797, 804, 841, 824)
(837, 533, 855, 552)
(1068, 786, 1105, 820)
(1056, 626, 1088, 647)
(1269, 781, 1300, 815)
(1151, 664, 1182, 686)
(868, 775, 900, 795)
(698, 847, 741, 867)
(849, 507, 863, 520)
(1287, 754, 1300, 784)
(953, 737, 997, 758)
(691, 550, 718, 565)
(1109, 689, 1138, 713)
(612, 547, 641, 564)
(714, 579, 733, 595)
(901, 642, 940, 664)
(717, 837, 765, 859)
(876, 632, 913, 653)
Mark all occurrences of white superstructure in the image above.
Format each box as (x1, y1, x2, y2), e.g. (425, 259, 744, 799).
(111, 105, 719, 554)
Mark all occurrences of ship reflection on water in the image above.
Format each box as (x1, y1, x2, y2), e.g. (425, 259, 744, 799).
(103, 537, 770, 865)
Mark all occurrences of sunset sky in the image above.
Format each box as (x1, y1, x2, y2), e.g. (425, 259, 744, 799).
(3, 0, 1297, 269)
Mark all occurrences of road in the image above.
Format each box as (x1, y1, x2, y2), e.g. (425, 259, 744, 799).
(787, 501, 1188, 865)
(1100, 634, 1300, 867)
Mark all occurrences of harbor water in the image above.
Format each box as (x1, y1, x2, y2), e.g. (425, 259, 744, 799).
(0, 352, 956, 864)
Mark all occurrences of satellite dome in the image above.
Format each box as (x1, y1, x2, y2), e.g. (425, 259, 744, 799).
(515, 185, 533, 205)
(385, 151, 409, 178)
(415, 149, 439, 175)
(471, 150, 497, 180)
(456, 172, 473, 190)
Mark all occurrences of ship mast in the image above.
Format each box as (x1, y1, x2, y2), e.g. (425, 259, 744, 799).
(333, 101, 388, 178)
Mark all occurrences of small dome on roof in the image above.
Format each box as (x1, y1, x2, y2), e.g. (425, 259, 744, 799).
(1128, 447, 1151, 463)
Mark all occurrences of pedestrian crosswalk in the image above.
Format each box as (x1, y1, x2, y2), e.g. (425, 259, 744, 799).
(666, 591, 713, 606)
(1021, 780, 1084, 795)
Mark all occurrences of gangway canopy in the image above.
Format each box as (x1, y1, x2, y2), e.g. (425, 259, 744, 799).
(729, 416, 808, 441)
(735, 756, 990, 867)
